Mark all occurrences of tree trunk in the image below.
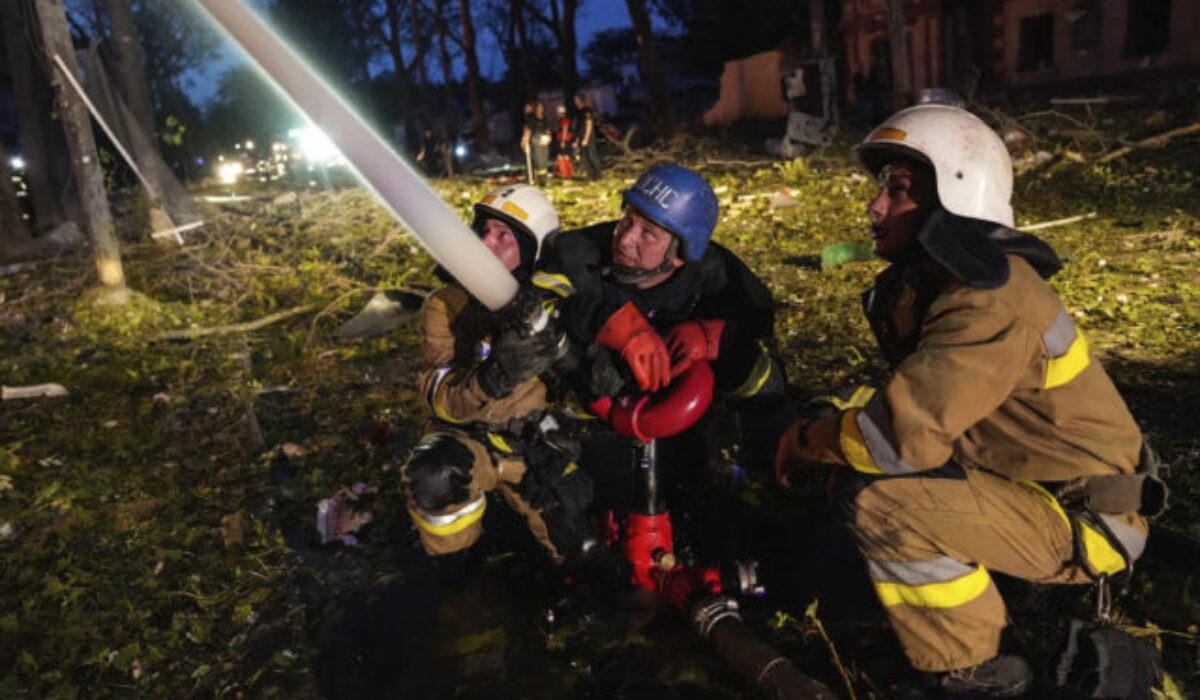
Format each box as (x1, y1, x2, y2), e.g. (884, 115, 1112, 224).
(434, 0, 457, 134)
(103, 0, 158, 155)
(885, 0, 912, 110)
(457, 0, 490, 152)
(510, 0, 534, 103)
(1, 0, 69, 230)
(624, 0, 675, 137)
(384, 0, 419, 142)
(554, 0, 578, 102)
(407, 0, 432, 126)
(34, 0, 126, 292)
(0, 141, 35, 262)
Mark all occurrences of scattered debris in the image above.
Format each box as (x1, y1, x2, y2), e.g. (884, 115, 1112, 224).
(315, 483, 376, 544)
(334, 290, 425, 338)
(1020, 212, 1098, 232)
(153, 304, 314, 341)
(220, 512, 246, 547)
(2, 383, 70, 400)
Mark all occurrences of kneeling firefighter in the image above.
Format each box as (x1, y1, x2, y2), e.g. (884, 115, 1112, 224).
(532, 163, 792, 593)
(402, 184, 596, 566)
(775, 105, 1168, 698)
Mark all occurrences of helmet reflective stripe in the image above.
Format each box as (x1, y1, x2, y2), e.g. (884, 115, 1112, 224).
(474, 184, 559, 259)
(856, 105, 1015, 227)
(622, 163, 719, 262)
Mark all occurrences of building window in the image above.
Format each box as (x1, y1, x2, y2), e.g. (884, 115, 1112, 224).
(1017, 13, 1054, 72)
(1126, 0, 1170, 56)
(1069, 0, 1101, 51)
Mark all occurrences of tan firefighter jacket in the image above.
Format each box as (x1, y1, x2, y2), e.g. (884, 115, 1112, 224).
(417, 284, 548, 429)
(780, 251, 1143, 484)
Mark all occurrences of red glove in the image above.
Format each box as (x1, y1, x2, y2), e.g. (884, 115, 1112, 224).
(596, 302, 671, 392)
(664, 319, 724, 375)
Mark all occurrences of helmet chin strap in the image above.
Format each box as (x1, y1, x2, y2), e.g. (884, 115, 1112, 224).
(608, 238, 680, 285)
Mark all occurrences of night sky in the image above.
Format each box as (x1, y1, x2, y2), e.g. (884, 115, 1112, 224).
(182, 2, 641, 107)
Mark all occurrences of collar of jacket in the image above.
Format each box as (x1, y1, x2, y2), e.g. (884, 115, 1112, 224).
(916, 208, 1063, 289)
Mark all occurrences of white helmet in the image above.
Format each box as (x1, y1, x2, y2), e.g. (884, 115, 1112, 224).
(474, 184, 559, 260)
(856, 105, 1014, 227)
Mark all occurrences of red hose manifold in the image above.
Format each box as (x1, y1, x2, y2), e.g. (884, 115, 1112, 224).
(590, 361, 714, 442)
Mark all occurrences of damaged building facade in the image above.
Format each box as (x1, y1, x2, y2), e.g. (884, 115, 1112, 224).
(841, 0, 1200, 103)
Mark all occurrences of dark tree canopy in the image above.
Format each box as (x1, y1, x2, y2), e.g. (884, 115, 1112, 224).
(581, 27, 640, 84)
(652, 0, 812, 73)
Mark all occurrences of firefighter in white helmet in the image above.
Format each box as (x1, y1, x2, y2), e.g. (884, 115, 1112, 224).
(776, 105, 1161, 697)
(401, 184, 596, 567)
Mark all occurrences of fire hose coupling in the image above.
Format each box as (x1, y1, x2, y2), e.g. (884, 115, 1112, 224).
(691, 595, 744, 639)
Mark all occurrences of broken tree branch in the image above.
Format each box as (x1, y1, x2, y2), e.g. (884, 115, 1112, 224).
(1019, 211, 1097, 232)
(154, 304, 314, 341)
(1097, 123, 1200, 164)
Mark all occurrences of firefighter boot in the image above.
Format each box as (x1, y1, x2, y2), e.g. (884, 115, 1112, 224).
(939, 655, 1032, 698)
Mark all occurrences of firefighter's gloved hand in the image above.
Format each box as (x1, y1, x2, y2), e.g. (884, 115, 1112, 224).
(404, 433, 475, 511)
(596, 301, 670, 392)
(476, 325, 563, 398)
(665, 319, 724, 375)
(490, 282, 553, 335)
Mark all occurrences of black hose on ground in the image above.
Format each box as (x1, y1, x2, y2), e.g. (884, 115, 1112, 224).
(694, 596, 840, 700)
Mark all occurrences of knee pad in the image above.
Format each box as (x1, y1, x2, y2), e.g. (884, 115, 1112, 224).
(405, 433, 475, 512)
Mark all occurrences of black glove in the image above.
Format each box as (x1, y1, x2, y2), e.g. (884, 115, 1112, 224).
(476, 324, 566, 398)
(404, 433, 474, 512)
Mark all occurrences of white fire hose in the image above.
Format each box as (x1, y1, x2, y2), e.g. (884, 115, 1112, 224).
(188, 0, 518, 311)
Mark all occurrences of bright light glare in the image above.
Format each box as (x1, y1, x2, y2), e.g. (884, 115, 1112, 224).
(293, 126, 341, 165)
(454, 144, 467, 158)
(245, 140, 255, 150)
(9, 156, 25, 171)
(218, 161, 244, 184)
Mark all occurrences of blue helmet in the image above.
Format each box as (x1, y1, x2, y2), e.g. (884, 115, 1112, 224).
(621, 163, 719, 262)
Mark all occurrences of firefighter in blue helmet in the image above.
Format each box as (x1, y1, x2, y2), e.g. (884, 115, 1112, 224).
(535, 164, 777, 399)
(531, 164, 792, 583)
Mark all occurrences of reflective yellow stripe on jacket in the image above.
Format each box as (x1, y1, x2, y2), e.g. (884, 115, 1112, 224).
(409, 495, 487, 537)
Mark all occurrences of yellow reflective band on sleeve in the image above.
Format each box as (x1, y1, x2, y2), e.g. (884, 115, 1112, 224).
(1044, 332, 1090, 389)
(532, 272, 575, 298)
(563, 461, 579, 476)
(486, 433, 514, 453)
(431, 383, 465, 424)
(409, 498, 487, 537)
(729, 344, 773, 398)
(840, 410, 885, 474)
(874, 565, 991, 609)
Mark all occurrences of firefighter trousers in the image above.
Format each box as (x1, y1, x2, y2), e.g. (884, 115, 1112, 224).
(403, 429, 563, 562)
(837, 464, 1148, 672)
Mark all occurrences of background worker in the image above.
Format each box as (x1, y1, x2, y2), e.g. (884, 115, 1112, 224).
(775, 105, 1161, 698)
(553, 104, 574, 178)
(520, 101, 551, 181)
(402, 185, 595, 569)
(572, 93, 603, 180)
